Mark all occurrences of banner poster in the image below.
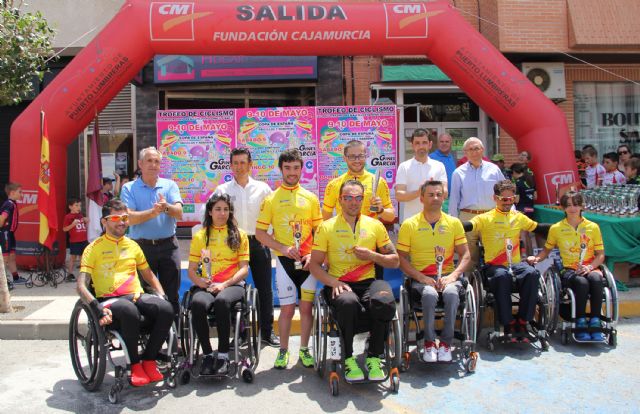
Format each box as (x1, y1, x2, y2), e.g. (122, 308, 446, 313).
(236, 106, 318, 193)
(157, 109, 236, 222)
(315, 105, 398, 204)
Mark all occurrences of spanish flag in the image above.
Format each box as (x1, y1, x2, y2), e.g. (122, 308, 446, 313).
(38, 111, 58, 250)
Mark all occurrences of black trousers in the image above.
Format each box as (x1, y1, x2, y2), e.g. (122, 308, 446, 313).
(249, 236, 273, 337)
(105, 294, 174, 364)
(324, 279, 395, 358)
(561, 270, 604, 319)
(190, 286, 245, 354)
(485, 262, 539, 326)
(137, 236, 181, 318)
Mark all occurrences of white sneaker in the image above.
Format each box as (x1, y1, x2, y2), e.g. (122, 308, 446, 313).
(423, 341, 438, 363)
(437, 342, 452, 362)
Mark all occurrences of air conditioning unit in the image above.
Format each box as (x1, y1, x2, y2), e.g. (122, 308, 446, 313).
(521, 62, 566, 100)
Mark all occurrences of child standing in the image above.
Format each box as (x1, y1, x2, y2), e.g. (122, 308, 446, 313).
(601, 152, 626, 185)
(62, 199, 89, 282)
(624, 158, 640, 185)
(0, 182, 27, 290)
(582, 147, 605, 188)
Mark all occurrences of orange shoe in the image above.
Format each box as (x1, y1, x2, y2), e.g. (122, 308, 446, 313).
(130, 363, 151, 387)
(142, 360, 164, 382)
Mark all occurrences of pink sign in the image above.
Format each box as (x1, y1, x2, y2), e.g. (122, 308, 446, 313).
(236, 107, 318, 193)
(315, 105, 398, 204)
(157, 109, 236, 222)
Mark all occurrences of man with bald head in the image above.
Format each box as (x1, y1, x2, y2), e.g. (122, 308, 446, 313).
(429, 133, 456, 193)
(449, 137, 505, 269)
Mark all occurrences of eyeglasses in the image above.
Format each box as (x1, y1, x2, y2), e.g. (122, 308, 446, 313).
(346, 154, 366, 161)
(341, 195, 364, 202)
(496, 196, 515, 202)
(103, 214, 129, 223)
(618, 150, 629, 155)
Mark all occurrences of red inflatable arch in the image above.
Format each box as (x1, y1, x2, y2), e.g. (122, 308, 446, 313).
(10, 0, 577, 265)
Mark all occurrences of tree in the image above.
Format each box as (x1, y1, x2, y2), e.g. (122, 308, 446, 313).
(0, 245, 12, 313)
(0, 0, 55, 106)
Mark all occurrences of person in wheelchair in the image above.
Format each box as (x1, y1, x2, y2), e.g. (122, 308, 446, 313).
(76, 199, 174, 387)
(527, 191, 606, 341)
(309, 179, 399, 382)
(397, 180, 471, 362)
(187, 193, 250, 376)
(469, 180, 540, 342)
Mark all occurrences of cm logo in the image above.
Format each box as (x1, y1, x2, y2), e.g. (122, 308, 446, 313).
(550, 173, 574, 185)
(159, 4, 191, 15)
(392, 4, 422, 14)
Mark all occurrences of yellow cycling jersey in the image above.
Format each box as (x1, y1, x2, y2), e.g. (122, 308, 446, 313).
(256, 183, 322, 256)
(545, 218, 604, 270)
(312, 214, 391, 282)
(189, 225, 249, 283)
(471, 208, 537, 266)
(80, 234, 148, 298)
(322, 171, 393, 218)
(397, 212, 467, 275)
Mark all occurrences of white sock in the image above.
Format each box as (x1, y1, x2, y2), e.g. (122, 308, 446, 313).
(217, 352, 228, 359)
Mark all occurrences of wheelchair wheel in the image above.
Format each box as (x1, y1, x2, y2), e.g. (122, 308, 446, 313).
(329, 372, 339, 396)
(179, 291, 192, 359)
(609, 330, 617, 348)
(69, 300, 107, 391)
(390, 370, 400, 394)
(30, 272, 46, 287)
(542, 268, 560, 334)
(247, 287, 261, 370)
(469, 270, 484, 335)
(312, 294, 328, 378)
(387, 315, 402, 370)
(398, 285, 411, 372)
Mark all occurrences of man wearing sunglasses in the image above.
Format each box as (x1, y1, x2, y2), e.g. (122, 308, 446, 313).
(468, 180, 539, 342)
(310, 179, 399, 382)
(76, 199, 174, 387)
(120, 147, 183, 318)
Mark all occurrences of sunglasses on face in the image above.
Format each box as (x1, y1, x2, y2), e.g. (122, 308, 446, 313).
(103, 214, 129, 223)
(496, 196, 515, 202)
(618, 150, 629, 155)
(341, 195, 364, 202)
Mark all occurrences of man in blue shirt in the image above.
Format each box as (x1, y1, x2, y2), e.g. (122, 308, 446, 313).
(120, 147, 183, 316)
(448, 137, 505, 269)
(429, 133, 456, 193)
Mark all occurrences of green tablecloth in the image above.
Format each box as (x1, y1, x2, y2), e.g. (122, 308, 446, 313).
(534, 205, 640, 269)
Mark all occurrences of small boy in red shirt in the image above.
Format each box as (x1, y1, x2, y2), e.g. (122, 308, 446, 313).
(63, 199, 89, 282)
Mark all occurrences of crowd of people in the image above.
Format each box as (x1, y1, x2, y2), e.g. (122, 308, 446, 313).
(1, 133, 631, 387)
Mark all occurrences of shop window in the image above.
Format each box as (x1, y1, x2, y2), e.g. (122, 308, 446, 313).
(574, 82, 640, 156)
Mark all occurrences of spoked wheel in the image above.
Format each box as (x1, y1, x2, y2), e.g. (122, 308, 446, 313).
(179, 370, 191, 385)
(250, 288, 261, 369)
(312, 296, 328, 378)
(241, 367, 254, 383)
(68, 300, 107, 391)
(387, 316, 402, 370)
(30, 272, 46, 287)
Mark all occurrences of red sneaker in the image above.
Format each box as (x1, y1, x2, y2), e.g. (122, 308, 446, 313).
(130, 363, 151, 387)
(142, 360, 164, 382)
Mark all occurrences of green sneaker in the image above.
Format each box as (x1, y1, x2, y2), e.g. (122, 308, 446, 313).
(344, 356, 364, 382)
(365, 356, 385, 381)
(274, 349, 289, 369)
(299, 347, 314, 368)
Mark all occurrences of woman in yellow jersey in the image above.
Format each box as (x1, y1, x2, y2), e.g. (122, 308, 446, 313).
(188, 194, 250, 376)
(528, 192, 605, 341)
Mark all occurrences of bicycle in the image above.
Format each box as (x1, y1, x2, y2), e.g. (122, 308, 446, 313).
(26, 245, 67, 288)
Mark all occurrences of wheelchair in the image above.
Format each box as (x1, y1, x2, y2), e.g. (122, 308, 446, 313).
(68, 297, 180, 404)
(177, 284, 261, 383)
(470, 259, 557, 352)
(398, 276, 479, 373)
(544, 261, 618, 346)
(312, 289, 401, 396)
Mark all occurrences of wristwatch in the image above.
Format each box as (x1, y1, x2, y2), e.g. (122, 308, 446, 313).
(164, 206, 169, 213)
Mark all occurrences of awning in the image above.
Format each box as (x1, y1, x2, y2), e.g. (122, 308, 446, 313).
(381, 65, 450, 82)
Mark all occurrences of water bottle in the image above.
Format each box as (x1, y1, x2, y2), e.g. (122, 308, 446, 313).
(328, 328, 341, 361)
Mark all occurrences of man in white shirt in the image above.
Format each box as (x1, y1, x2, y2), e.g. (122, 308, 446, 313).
(395, 129, 447, 222)
(213, 147, 279, 347)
